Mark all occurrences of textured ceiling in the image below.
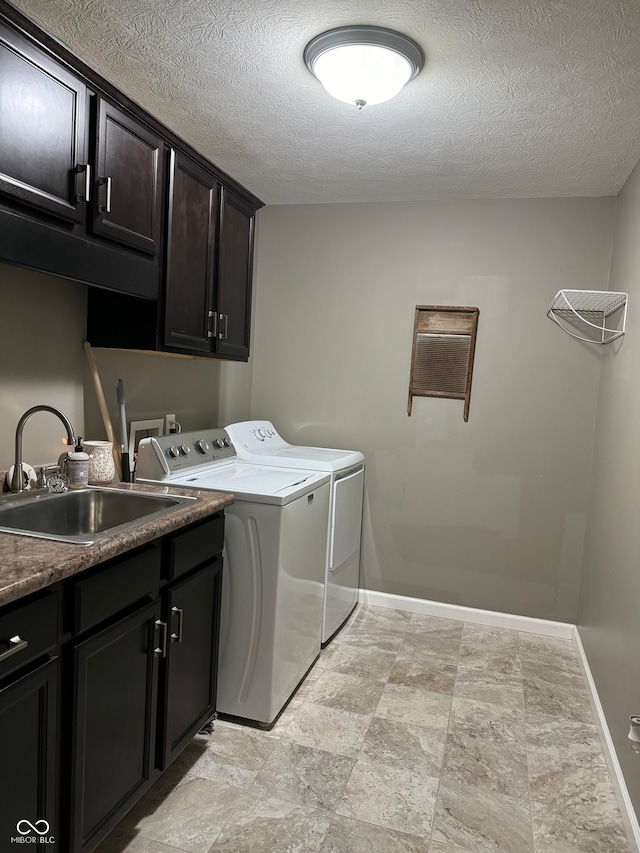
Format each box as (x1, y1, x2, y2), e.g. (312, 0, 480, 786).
(9, 0, 640, 204)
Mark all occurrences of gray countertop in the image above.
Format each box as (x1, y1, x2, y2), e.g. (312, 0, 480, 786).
(0, 482, 234, 607)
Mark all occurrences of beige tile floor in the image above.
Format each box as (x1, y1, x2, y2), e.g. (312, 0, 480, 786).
(96, 604, 630, 853)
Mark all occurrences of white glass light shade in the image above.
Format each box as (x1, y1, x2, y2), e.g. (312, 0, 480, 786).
(312, 44, 413, 106)
(304, 26, 424, 109)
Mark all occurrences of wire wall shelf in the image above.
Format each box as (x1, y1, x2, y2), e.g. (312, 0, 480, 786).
(546, 289, 628, 344)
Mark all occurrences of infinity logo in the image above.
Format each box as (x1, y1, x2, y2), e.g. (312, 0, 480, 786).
(16, 820, 50, 835)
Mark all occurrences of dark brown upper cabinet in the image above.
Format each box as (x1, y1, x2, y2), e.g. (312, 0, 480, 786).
(163, 152, 255, 361)
(0, 21, 89, 224)
(92, 97, 164, 254)
(216, 187, 255, 361)
(164, 150, 218, 353)
(0, 0, 262, 341)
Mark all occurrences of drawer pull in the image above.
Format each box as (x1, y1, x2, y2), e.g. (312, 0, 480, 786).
(218, 313, 228, 341)
(154, 620, 167, 658)
(170, 607, 184, 643)
(98, 175, 112, 213)
(0, 634, 28, 662)
(76, 163, 91, 202)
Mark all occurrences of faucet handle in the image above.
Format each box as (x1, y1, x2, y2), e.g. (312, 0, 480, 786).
(37, 464, 61, 490)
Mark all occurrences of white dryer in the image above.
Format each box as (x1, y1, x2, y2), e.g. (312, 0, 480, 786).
(135, 428, 330, 727)
(225, 420, 365, 644)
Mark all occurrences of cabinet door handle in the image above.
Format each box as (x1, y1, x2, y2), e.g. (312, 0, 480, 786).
(98, 175, 112, 213)
(219, 313, 228, 341)
(75, 163, 91, 202)
(207, 310, 217, 340)
(170, 606, 184, 643)
(0, 634, 28, 663)
(154, 619, 167, 658)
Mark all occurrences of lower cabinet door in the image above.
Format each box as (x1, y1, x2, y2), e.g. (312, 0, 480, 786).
(0, 658, 58, 850)
(70, 599, 161, 853)
(161, 558, 222, 767)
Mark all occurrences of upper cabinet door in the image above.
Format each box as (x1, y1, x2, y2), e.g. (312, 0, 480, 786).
(164, 150, 218, 352)
(216, 187, 255, 360)
(0, 22, 88, 223)
(92, 97, 164, 254)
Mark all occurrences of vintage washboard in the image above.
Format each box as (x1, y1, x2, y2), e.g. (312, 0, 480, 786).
(407, 305, 479, 421)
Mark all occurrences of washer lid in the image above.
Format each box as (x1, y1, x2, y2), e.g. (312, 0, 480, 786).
(226, 421, 364, 472)
(168, 462, 330, 505)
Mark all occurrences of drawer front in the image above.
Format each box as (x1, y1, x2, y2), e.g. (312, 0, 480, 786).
(73, 543, 161, 635)
(0, 591, 58, 681)
(170, 513, 224, 580)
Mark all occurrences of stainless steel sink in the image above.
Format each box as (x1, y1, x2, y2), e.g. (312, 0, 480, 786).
(0, 487, 198, 545)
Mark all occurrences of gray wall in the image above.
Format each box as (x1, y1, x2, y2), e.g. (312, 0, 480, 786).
(250, 198, 615, 622)
(0, 262, 238, 473)
(85, 348, 222, 449)
(579, 160, 640, 811)
(0, 264, 87, 470)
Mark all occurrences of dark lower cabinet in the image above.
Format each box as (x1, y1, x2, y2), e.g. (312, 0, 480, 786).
(69, 514, 224, 853)
(0, 511, 225, 853)
(70, 600, 161, 852)
(161, 558, 222, 767)
(0, 658, 59, 850)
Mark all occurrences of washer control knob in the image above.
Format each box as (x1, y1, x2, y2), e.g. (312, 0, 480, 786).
(222, 437, 231, 447)
(195, 440, 210, 454)
(179, 444, 191, 456)
(168, 445, 180, 458)
(214, 438, 225, 448)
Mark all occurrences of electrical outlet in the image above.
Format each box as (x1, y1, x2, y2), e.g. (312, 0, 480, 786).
(165, 414, 177, 434)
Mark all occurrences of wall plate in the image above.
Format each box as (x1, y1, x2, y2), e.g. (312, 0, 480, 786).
(129, 418, 165, 460)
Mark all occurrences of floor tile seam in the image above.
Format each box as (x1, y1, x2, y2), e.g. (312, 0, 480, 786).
(519, 630, 540, 853)
(430, 777, 537, 853)
(298, 694, 378, 726)
(134, 832, 191, 853)
(522, 675, 595, 704)
(280, 700, 377, 760)
(334, 801, 435, 843)
(449, 683, 527, 716)
(259, 736, 363, 768)
(308, 666, 394, 694)
(242, 780, 350, 820)
(330, 813, 430, 848)
(356, 745, 444, 781)
(201, 784, 342, 851)
(427, 650, 461, 853)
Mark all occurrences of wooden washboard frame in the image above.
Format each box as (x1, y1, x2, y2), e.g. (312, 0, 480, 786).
(407, 305, 479, 421)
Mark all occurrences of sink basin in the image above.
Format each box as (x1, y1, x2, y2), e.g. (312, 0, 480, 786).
(0, 487, 198, 545)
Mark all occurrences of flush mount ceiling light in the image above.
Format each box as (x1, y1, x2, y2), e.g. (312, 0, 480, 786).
(304, 25, 424, 109)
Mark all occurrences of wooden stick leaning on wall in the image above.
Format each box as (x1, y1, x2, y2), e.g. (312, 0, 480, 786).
(83, 341, 123, 481)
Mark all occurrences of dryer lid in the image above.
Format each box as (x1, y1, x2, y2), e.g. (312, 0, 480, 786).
(226, 420, 364, 472)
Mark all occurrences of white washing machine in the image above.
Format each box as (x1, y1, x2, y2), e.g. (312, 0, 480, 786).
(225, 420, 365, 644)
(135, 428, 330, 727)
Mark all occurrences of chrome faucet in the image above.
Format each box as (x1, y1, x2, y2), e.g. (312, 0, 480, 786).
(12, 406, 76, 493)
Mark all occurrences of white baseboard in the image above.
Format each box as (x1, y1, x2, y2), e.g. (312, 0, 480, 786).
(357, 589, 639, 852)
(358, 589, 574, 638)
(573, 626, 640, 853)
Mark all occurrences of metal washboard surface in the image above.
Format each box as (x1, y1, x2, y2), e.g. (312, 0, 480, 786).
(407, 305, 479, 421)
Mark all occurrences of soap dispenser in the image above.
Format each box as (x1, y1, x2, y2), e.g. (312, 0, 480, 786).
(60, 437, 90, 489)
